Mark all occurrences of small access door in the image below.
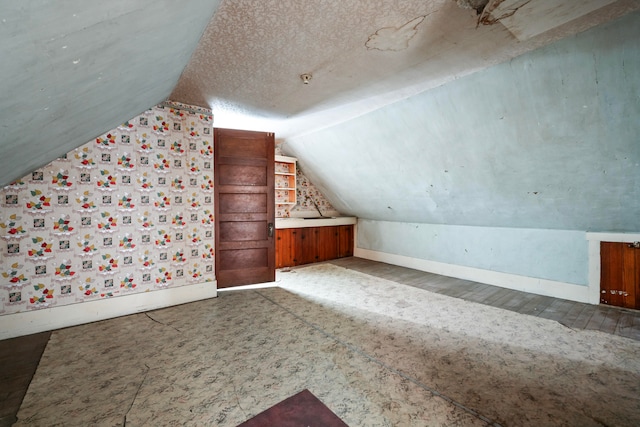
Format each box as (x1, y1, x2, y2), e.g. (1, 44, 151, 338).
(214, 128, 275, 288)
(600, 241, 640, 309)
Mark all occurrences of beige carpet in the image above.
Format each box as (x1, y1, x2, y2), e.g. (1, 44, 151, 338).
(15, 264, 640, 426)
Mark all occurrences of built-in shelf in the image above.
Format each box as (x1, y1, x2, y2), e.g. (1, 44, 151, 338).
(275, 155, 297, 205)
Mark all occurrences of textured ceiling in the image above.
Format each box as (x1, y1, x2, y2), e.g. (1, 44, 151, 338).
(170, 0, 640, 138)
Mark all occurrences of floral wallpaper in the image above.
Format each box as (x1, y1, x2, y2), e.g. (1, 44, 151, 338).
(0, 103, 214, 315)
(274, 145, 337, 219)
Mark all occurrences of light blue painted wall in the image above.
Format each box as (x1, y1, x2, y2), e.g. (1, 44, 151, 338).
(283, 11, 640, 233)
(357, 220, 588, 285)
(282, 12, 640, 288)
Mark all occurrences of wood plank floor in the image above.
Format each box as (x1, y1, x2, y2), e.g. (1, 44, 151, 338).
(2, 256, 640, 426)
(328, 257, 640, 341)
(0, 332, 50, 427)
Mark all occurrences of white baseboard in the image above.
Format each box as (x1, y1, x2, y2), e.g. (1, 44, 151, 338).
(354, 248, 591, 304)
(0, 281, 217, 340)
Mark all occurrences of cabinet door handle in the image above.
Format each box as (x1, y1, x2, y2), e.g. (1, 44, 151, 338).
(268, 222, 274, 237)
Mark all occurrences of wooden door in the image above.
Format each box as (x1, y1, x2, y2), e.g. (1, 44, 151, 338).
(214, 128, 275, 288)
(600, 242, 640, 309)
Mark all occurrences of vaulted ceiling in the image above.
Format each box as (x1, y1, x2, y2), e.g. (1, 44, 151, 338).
(1, 0, 639, 230)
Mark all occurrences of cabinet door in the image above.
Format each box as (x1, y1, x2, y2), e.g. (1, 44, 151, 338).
(296, 227, 318, 265)
(338, 225, 354, 258)
(291, 228, 303, 265)
(275, 229, 295, 268)
(316, 226, 339, 262)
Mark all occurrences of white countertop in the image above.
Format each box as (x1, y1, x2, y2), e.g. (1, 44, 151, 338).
(275, 216, 357, 229)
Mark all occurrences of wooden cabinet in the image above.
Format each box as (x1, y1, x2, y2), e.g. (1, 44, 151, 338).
(275, 155, 297, 205)
(275, 225, 354, 268)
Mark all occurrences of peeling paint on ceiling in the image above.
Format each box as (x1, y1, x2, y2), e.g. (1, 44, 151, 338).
(484, 0, 619, 40)
(455, 0, 491, 15)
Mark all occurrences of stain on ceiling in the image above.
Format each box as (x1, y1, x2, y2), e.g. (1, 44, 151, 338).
(1, 0, 638, 188)
(365, 15, 426, 52)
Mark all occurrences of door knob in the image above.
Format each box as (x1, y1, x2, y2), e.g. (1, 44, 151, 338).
(268, 222, 274, 237)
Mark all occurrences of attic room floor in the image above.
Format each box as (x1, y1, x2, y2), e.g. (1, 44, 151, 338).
(2, 257, 640, 426)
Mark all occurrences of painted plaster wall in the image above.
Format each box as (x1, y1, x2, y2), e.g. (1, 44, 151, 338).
(357, 220, 588, 285)
(283, 11, 640, 233)
(0, 104, 215, 316)
(281, 12, 640, 289)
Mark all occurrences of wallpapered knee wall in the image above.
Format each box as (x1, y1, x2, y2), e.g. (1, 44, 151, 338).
(0, 103, 215, 315)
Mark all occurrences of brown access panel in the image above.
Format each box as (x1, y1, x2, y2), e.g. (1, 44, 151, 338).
(600, 242, 640, 309)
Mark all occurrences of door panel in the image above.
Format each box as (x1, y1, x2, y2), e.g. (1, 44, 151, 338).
(219, 138, 269, 158)
(218, 164, 267, 186)
(220, 221, 268, 241)
(219, 193, 267, 213)
(219, 248, 268, 269)
(215, 128, 275, 288)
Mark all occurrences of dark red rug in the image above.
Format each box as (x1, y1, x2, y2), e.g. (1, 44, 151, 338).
(237, 389, 349, 427)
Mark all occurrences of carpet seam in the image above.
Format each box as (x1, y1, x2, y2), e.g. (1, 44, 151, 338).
(256, 289, 503, 427)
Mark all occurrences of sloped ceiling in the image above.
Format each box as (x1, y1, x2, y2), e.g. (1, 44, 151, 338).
(0, 0, 222, 186)
(2, 0, 639, 231)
